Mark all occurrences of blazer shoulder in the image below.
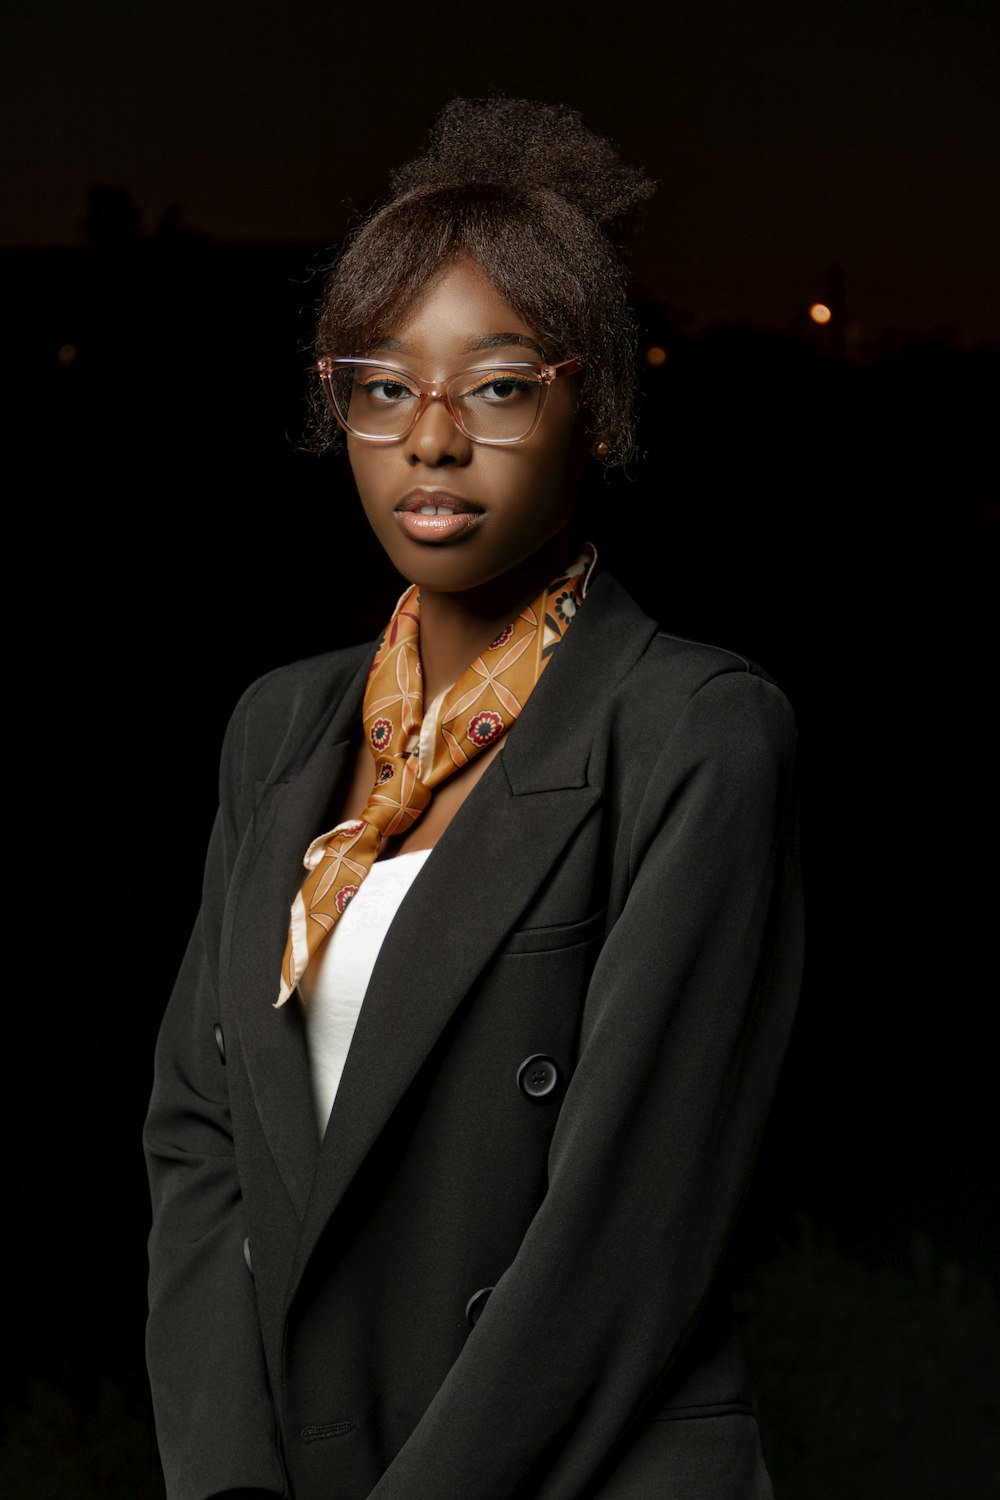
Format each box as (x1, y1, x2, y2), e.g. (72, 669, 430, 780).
(607, 631, 798, 876)
(241, 640, 374, 719)
(645, 626, 782, 689)
(222, 639, 374, 791)
(622, 627, 794, 731)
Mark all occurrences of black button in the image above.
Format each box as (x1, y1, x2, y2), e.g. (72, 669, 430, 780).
(214, 1023, 226, 1064)
(517, 1054, 560, 1099)
(243, 1237, 253, 1276)
(465, 1287, 493, 1327)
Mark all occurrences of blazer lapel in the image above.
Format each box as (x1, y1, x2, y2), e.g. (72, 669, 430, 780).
(221, 645, 373, 1220)
(288, 764, 602, 1290)
(287, 570, 659, 1294)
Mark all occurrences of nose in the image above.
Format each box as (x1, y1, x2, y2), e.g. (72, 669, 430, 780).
(406, 393, 473, 468)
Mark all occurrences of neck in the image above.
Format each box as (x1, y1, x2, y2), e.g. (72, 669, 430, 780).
(416, 525, 580, 703)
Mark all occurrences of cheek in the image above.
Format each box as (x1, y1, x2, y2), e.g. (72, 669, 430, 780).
(520, 426, 586, 508)
(348, 446, 390, 511)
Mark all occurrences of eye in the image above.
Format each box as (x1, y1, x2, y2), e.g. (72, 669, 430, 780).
(461, 372, 536, 404)
(356, 375, 417, 404)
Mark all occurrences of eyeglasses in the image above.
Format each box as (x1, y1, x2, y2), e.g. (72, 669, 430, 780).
(317, 355, 583, 445)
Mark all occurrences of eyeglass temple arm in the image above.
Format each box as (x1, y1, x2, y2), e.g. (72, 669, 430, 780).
(545, 357, 583, 381)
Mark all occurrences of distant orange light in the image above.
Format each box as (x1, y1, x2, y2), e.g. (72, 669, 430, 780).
(645, 345, 667, 367)
(808, 303, 832, 326)
(57, 344, 78, 365)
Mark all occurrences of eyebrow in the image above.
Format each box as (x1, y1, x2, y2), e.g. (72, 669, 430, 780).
(464, 332, 547, 359)
(358, 335, 410, 355)
(358, 331, 547, 360)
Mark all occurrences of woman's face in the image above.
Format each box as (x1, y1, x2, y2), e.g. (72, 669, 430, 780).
(346, 256, 589, 600)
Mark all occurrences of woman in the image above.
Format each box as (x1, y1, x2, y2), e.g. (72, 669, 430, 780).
(144, 98, 803, 1500)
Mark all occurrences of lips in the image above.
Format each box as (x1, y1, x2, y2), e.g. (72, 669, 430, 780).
(395, 490, 483, 516)
(394, 491, 484, 543)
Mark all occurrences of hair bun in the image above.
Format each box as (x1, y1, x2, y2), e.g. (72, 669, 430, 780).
(389, 96, 655, 226)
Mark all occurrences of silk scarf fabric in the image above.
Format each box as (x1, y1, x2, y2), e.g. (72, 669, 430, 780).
(275, 544, 596, 1008)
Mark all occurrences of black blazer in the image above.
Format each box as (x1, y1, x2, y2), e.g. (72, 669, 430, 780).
(144, 569, 803, 1500)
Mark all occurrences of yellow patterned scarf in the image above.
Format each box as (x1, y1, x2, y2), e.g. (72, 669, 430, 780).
(275, 543, 596, 1007)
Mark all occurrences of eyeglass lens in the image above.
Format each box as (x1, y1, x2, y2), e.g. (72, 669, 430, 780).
(328, 363, 544, 441)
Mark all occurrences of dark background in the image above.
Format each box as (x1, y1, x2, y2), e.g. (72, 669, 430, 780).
(3, 2, 998, 1495)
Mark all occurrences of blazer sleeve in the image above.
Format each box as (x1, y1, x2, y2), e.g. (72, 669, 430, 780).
(144, 677, 288, 1500)
(366, 668, 804, 1500)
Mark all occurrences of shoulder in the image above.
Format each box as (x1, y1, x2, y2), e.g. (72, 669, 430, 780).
(599, 622, 799, 872)
(220, 639, 374, 788)
(636, 629, 795, 752)
(584, 580, 798, 805)
(235, 640, 374, 728)
(644, 627, 778, 688)
(646, 644, 796, 808)
(588, 569, 796, 753)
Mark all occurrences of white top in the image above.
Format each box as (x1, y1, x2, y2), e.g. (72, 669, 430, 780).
(298, 849, 433, 1137)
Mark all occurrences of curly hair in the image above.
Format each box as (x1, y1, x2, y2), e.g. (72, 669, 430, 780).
(311, 97, 655, 465)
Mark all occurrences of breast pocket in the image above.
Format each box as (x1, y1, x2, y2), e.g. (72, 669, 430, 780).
(499, 906, 607, 956)
(478, 909, 608, 1088)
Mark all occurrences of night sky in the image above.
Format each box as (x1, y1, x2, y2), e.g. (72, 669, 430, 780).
(6, 0, 999, 339)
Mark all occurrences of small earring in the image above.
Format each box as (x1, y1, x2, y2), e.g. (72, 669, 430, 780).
(593, 439, 610, 459)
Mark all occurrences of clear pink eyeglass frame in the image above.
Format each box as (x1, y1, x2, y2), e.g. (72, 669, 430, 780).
(316, 354, 584, 445)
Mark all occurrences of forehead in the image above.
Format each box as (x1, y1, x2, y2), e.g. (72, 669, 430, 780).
(364, 256, 546, 364)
